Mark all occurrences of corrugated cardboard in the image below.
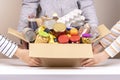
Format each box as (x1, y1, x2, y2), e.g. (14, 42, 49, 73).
(8, 24, 110, 67)
(8, 28, 29, 42)
(30, 44, 93, 67)
(29, 44, 93, 58)
(93, 25, 111, 42)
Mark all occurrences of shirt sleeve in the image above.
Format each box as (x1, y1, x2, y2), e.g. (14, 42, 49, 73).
(0, 35, 18, 58)
(18, 0, 40, 32)
(100, 21, 120, 48)
(105, 35, 120, 57)
(78, 0, 98, 27)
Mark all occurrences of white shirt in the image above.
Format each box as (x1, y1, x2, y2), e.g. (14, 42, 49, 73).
(0, 35, 18, 58)
(100, 21, 120, 57)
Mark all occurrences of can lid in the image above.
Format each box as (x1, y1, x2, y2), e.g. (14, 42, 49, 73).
(70, 35, 80, 42)
(58, 35, 69, 43)
(53, 23, 66, 32)
(44, 19, 56, 29)
(82, 34, 91, 38)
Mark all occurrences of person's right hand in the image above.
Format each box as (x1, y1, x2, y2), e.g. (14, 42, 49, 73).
(81, 51, 110, 67)
(14, 48, 41, 67)
(92, 43, 104, 53)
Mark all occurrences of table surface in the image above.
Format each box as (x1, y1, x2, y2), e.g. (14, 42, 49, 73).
(0, 59, 120, 75)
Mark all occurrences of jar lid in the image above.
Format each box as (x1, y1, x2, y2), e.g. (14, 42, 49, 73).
(53, 23, 66, 32)
(58, 35, 69, 43)
(82, 34, 91, 38)
(70, 35, 80, 42)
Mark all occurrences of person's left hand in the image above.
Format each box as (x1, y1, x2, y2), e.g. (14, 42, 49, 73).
(81, 51, 110, 67)
(14, 48, 41, 67)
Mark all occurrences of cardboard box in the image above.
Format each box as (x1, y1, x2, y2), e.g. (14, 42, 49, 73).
(8, 24, 110, 67)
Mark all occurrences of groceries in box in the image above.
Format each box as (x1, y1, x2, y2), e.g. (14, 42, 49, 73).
(23, 9, 97, 44)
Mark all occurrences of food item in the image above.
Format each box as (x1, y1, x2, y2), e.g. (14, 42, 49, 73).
(79, 23, 90, 37)
(28, 18, 38, 31)
(52, 13, 59, 21)
(58, 35, 69, 44)
(49, 34, 56, 43)
(24, 9, 93, 44)
(23, 28, 36, 43)
(82, 34, 91, 44)
(70, 28, 79, 36)
(70, 35, 80, 43)
(35, 35, 49, 43)
(44, 19, 56, 30)
(57, 9, 82, 24)
(53, 23, 66, 32)
(38, 31, 50, 38)
(35, 18, 43, 27)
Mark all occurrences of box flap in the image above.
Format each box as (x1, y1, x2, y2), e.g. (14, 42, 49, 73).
(29, 44, 93, 58)
(8, 28, 29, 42)
(93, 24, 110, 42)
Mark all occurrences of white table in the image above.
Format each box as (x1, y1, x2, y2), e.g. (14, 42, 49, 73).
(0, 59, 120, 80)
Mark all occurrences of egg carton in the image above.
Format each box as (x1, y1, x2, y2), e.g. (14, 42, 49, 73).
(57, 9, 86, 28)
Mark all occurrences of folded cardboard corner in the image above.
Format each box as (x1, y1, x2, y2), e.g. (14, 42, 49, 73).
(93, 24, 111, 42)
(8, 28, 29, 42)
(8, 24, 110, 67)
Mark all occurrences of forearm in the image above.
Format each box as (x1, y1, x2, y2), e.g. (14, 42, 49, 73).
(18, 0, 40, 32)
(0, 35, 18, 58)
(105, 36, 120, 57)
(79, 0, 98, 27)
(14, 48, 23, 58)
(100, 21, 120, 48)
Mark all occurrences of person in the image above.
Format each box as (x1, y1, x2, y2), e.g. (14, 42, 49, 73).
(81, 20, 120, 67)
(18, 0, 99, 48)
(0, 34, 41, 67)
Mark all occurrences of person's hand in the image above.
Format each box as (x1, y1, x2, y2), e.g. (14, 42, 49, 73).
(14, 48, 41, 67)
(81, 51, 110, 67)
(20, 40, 28, 49)
(92, 43, 104, 53)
